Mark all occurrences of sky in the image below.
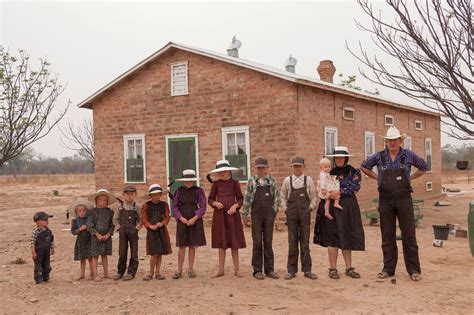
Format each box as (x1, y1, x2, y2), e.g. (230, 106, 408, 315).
(1, 0, 468, 158)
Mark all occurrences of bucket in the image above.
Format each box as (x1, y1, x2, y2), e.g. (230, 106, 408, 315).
(433, 224, 450, 240)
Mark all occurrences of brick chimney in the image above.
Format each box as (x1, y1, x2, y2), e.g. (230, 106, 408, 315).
(317, 60, 336, 83)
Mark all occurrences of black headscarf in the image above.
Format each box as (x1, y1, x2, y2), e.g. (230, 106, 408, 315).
(330, 157, 353, 178)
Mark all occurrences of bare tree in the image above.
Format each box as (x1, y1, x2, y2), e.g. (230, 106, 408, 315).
(60, 118, 94, 164)
(0, 47, 69, 167)
(347, 0, 473, 140)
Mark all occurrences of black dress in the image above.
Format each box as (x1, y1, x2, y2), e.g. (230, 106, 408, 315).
(71, 217, 91, 260)
(314, 165, 365, 251)
(142, 201, 172, 256)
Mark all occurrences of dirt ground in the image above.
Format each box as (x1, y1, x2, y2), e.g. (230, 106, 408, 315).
(0, 177, 473, 314)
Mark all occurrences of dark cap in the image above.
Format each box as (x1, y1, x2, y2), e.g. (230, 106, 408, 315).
(291, 156, 305, 166)
(254, 157, 268, 167)
(33, 211, 53, 222)
(123, 185, 137, 193)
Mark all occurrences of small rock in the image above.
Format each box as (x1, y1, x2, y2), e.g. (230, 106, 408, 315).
(124, 297, 133, 303)
(149, 293, 156, 298)
(391, 279, 396, 284)
(363, 284, 369, 287)
(30, 298, 39, 303)
(15, 258, 27, 265)
(108, 305, 115, 309)
(229, 293, 233, 297)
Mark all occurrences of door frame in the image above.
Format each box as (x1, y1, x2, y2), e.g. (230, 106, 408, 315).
(165, 133, 200, 191)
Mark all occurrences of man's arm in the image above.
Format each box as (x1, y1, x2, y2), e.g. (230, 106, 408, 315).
(361, 167, 378, 180)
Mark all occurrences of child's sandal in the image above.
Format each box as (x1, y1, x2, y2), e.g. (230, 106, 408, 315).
(155, 274, 165, 280)
(188, 270, 197, 278)
(142, 274, 153, 281)
(328, 268, 340, 279)
(172, 271, 182, 279)
(345, 267, 360, 279)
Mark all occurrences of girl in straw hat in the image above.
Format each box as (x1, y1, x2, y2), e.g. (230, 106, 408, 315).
(141, 184, 172, 281)
(87, 189, 116, 281)
(208, 160, 246, 277)
(69, 199, 94, 280)
(171, 170, 207, 279)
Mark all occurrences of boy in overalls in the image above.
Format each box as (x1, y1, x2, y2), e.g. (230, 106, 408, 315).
(113, 185, 142, 281)
(361, 126, 428, 281)
(31, 211, 54, 284)
(280, 156, 318, 280)
(243, 157, 280, 280)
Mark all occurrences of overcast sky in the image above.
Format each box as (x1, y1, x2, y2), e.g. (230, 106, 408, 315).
(1, 0, 466, 158)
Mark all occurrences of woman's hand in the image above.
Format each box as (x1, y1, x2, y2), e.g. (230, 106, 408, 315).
(213, 201, 224, 209)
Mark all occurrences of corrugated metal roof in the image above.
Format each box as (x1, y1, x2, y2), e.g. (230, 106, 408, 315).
(77, 41, 440, 117)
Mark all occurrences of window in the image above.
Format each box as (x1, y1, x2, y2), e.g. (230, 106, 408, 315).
(324, 127, 338, 156)
(343, 107, 354, 120)
(123, 134, 146, 183)
(364, 131, 375, 160)
(415, 120, 423, 130)
(404, 136, 412, 151)
(425, 138, 432, 172)
(171, 61, 188, 96)
(384, 115, 394, 126)
(426, 181, 433, 191)
(222, 126, 250, 182)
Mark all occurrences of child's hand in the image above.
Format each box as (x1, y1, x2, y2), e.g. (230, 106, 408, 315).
(103, 233, 110, 240)
(157, 222, 164, 228)
(80, 225, 87, 231)
(243, 217, 251, 227)
(95, 233, 103, 241)
(50, 248, 55, 255)
(227, 204, 238, 215)
(213, 202, 224, 209)
(31, 251, 37, 260)
(187, 217, 197, 226)
(180, 217, 189, 225)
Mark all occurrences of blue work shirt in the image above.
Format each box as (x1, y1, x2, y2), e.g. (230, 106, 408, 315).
(361, 147, 429, 192)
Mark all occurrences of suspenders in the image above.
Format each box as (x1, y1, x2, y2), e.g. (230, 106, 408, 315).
(379, 151, 406, 171)
(289, 175, 307, 190)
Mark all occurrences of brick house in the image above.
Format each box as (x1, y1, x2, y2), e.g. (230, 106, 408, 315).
(78, 41, 441, 210)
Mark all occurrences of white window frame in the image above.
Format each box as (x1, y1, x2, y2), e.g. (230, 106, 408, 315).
(384, 114, 394, 126)
(170, 61, 188, 96)
(415, 120, 423, 130)
(342, 107, 355, 121)
(404, 136, 412, 151)
(364, 131, 375, 159)
(425, 181, 433, 191)
(324, 126, 338, 156)
(425, 138, 432, 173)
(123, 133, 146, 183)
(221, 126, 250, 183)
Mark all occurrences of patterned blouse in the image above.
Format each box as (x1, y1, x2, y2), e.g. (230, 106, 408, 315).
(331, 166, 362, 199)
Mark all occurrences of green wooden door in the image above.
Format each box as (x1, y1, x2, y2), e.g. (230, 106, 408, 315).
(168, 137, 197, 198)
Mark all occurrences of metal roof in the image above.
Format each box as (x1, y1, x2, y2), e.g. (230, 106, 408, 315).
(77, 41, 440, 117)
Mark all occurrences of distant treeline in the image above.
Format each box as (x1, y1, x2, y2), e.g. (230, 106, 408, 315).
(0, 148, 93, 175)
(441, 144, 474, 170)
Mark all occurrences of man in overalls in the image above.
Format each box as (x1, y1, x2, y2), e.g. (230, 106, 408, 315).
(280, 156, 318, 280)
(113, 185, 142, 281)
(243, 157, 280, 280)
(361, 126, 428, 281)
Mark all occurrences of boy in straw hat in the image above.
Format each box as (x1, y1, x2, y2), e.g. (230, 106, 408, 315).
(141, 184, 172, 281)
(280, 156, 318, 280)
(171, 169, 207, 279)
(361, 126, 428, 282)
(31, 211, 54, 284)
(87, 189, 116, 281)
(69, 199, 94, 280)
(112, 185, 142, 281)
(242, 157, 280, 280)
(208, 159, 246, 277)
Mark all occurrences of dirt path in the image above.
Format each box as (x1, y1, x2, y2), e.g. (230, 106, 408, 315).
(0, 180, 472, 314)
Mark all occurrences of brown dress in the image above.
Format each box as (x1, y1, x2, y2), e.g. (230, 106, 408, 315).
(208, 179, 246, 249)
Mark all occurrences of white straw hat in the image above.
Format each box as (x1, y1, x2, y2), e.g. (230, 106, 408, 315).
(383, 126, 406, 139)
(325, 146, 354, 157)
(208, 159, 239, 174)
(67, 199, 94, 218)
(175, 169, 201, 182)
(88, 189, 117, 205)
(148, 184, 168, 195)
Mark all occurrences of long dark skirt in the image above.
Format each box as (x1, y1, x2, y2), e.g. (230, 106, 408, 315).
(146, 227, 172, 256)
(313, 196, 365, 251)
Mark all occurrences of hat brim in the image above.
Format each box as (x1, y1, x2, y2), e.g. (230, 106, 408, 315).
(382, 134, 406, 140)
(67, 200, 94, 218)
(290, 163, 304, 166)
(175, 177, 201, 182)
(88, 192, 117, 205)
(326, 154, 355, 157)
(140, 190, 168, 200)
(209, 167, 239, 174)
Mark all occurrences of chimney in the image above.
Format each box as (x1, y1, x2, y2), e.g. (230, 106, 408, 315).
(317, 60, 336, 83)
(227, 35, 242, 58)
(284, 55, 297, 73)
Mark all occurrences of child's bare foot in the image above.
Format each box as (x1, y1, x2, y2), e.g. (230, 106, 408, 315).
(75, 275, 85, 281)
(103, 273, 111, 279)
(212, 271, 224, 278)
(334, 203, 343, 210)
(93, 275, 102, 282)
(234, 272, 243, 278)
(324, 211, 334, 220)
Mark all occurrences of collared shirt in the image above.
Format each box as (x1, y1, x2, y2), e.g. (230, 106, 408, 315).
(242, 174, 280, 217)
(113, 201, 142, 230)
(361, 147, 428, 190)
(280, 174, 318, 211)
(31, 226, 55, 248)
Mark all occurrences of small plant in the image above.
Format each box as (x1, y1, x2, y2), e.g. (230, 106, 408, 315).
(52, 190, 59, 196)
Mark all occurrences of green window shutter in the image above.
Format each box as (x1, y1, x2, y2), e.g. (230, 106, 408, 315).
(225, 154, 247, 181)
(127, 158, 144, 182)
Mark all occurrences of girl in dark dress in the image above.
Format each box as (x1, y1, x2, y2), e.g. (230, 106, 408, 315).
(314, 146, 365, 280)
(69, 200, 94, 280)
(208, 160, 246, 278)
(172, 170, 207, 279)
(141, 184, 172, 281)
(87, 189, 116, 281)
